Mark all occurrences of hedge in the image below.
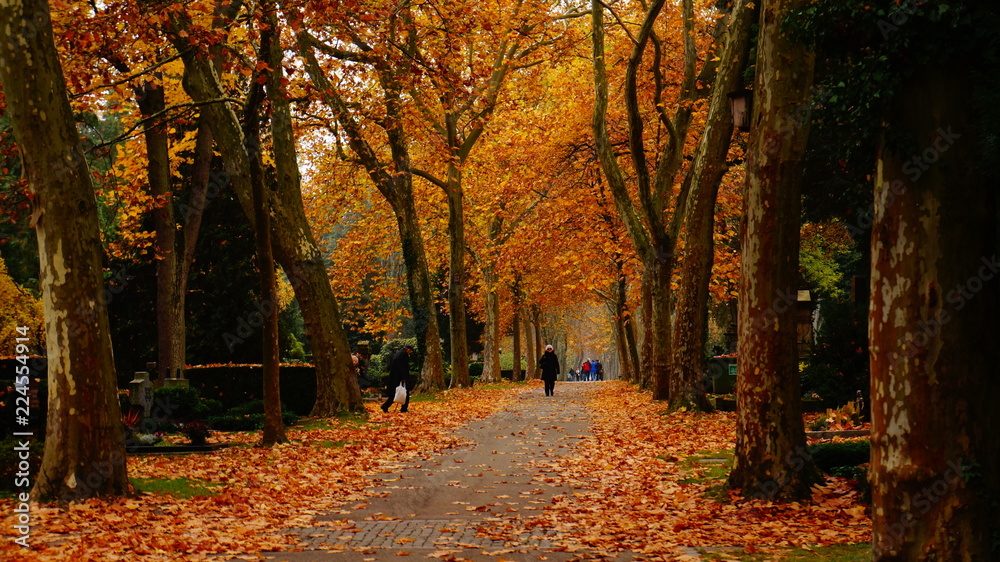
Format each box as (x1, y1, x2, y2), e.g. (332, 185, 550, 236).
(808, 439, 870, 473)
(182, 364, 316, 415)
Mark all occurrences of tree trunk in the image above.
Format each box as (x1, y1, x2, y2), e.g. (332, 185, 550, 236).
(481, 264, 502, 383)
(669, 0, 754, 412)
(623, 303, 642, 385)
(591, 0, 704, 401)
(727, 0, 820, 500)
(445, 169, 471, 388)
(870, 63, 1000, 560)
(531, 306, 543, 380)
(648, 255, 672, 401)
(167, 24, 362, 415)
(255, 6, 288, 445)
(393, 197, 446, 391)
(611, 270, 636, 382)
(512, 302, 523, 381)
(295, 32, 446, 392)
(523, 312, 537, 380)
(173, 116, 215, 379)
(135, 82, 184, 387)
(0, 0, 129, 501)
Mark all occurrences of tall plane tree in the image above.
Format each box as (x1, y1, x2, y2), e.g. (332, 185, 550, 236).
(294, 7, 447, 390)
(299, 0, 577, 388)
(590, 0, 719, 400)
(160, 0, 364, 415)
(868, 4, 1000, 556)
(0, 0, 129, 500)
(667, 0, 753, 411)
(726, 0, 820, 500)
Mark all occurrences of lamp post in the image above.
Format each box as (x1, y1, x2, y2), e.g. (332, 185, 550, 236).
(727, 89, 753, 132)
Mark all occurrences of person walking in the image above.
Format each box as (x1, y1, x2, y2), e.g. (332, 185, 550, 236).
(593, 358, 604, 381)
(538, 344, 560, 397)
(580, 359, 592, 381)
(381, 344, 415, 413)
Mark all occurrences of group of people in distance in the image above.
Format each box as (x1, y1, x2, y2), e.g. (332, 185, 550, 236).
(571, 358, 603, 381)
(367, 343, 606, 409)
(537, 346, 608, 397)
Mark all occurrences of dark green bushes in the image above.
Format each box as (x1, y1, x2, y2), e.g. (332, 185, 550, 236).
(204, 399, 299, 431)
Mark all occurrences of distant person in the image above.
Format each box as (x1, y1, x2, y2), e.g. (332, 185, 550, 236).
(538, 345, 560, 397)
(381, 344, 415, 413)
(581, 360, 592, 381)
(593, 359, 604, 381)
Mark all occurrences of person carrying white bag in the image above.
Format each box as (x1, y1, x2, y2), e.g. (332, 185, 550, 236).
(381, 344, 415, 413)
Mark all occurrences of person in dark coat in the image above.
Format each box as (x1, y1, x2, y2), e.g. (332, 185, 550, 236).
(538, 344, 560, 397)
(381, 344, 415, 412)
(593, 358, 604, 381)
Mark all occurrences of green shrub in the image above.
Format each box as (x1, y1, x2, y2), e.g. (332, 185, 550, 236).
(369, 338, 419, 380)
(808, 439, 870, 473)
(468, 362, 483, 380)
(226, 399, 267, 416)
(152, 386, 223, 422)
(183, 364, 317, 415)
(205, 411, 298, 431)
(224, 399, 296, 417)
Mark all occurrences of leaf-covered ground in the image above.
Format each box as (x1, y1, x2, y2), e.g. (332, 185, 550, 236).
(507, 382, 871, 558)
(1, 381, 870, 561)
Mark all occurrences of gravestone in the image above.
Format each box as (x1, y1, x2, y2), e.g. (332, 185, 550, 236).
(129, 371, 154, 417)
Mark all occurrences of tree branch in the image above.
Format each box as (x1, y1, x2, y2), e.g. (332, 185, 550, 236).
(411, 167, 448, 189)
(88, 98, 241, 153)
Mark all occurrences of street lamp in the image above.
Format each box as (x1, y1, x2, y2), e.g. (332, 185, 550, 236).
(727, 89, 753, 132)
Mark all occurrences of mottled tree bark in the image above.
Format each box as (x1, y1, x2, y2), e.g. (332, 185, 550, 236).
(727, 0, 820, 500)
(480, 264, 502, 383)
(870, 63, 1000, 560)
(445, 169, 472, 388)
(0, 0, 129, 501)
(669, 0, 754, 412)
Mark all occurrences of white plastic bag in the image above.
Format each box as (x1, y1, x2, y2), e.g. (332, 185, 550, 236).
(393, 382, 407, 404)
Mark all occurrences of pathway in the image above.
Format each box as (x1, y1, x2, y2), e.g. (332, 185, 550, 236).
(261, 382, 640, 561)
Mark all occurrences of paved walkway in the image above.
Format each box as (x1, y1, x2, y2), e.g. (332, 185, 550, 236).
(263, 382, 639, 561)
